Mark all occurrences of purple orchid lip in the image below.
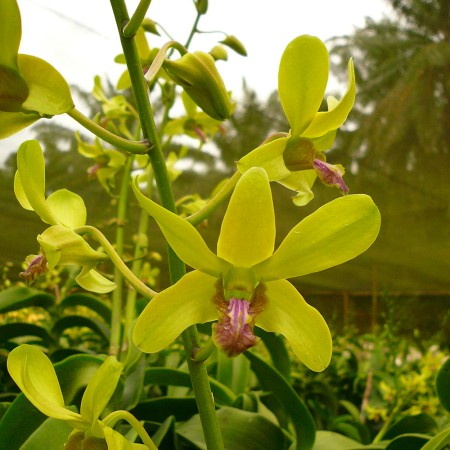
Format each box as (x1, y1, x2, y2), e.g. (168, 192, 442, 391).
(313, 159, 349, 194)
(19, 254, 48, 283)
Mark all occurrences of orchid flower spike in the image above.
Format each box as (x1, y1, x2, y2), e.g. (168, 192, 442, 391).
(238, 35, 356, 205)
(132, 167, 380, 371)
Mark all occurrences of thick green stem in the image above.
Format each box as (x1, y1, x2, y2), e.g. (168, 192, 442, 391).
(122, 0, 152, 38)
(67, 108, 149, 154)
(76, 225, 157, 299)
(109, 1, 224, 448)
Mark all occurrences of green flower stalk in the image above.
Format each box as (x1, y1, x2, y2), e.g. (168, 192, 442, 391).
(238, 35, 356, 205)
(14, 140, 115, 293)
(132, 167, 380, 371)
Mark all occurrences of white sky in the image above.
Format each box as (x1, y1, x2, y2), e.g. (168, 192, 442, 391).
(1, 0, 391, 159)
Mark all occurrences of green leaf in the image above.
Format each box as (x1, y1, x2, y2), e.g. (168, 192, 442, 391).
(385, 434, 430, 450)
(52, 315, 110, 343)
(216, 352, 251, 395)
(217, 167, 275, 267)
(133, 271, 217, 354)
(312, 431, 367, 450)
(132, 177, 230, 277)
(177, 407, 290, 450)
(420, 426, 450, 450)
(383, 413, 437, 440)
(244, 350, 316, 450)
(130, 397, 198, 423)
(435, 357, 450, 412)
(0, 110, 39, 139)
(20, 417, 73, 450)
(0, 0, 22, 69)
(0, 286, 55, 314)
(253, 194, 381, 281)
(7, 345, 82, 423)
(59, 293, 112, 323)
(18, 54, 74, 115)
(256, 279, 331, 372)
(144, 367, 236, 405)
(0, 323, 55, 347)
(278, 35, 329, 136)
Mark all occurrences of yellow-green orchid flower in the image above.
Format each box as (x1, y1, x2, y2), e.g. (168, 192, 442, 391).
(132, 167, 380, 371)
(238, 35, 356, 205)
(7, 344, 152, 449)
(14, 140, 116, 293)
(0, 0, 74, 139)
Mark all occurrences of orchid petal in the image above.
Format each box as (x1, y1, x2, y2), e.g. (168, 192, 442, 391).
(218, 167, 275, 266)
(0, 111, 39, 139)
(237, 137, 290, 181)
(7, 344, 82, 422)
(302, 58, 356, 138)
(253, 194, 381, 281)
(75, 267, 117, 294)
(0, 0, 22, 69)
(278, 35, 329, 136)
(46, 189, 87, 228)
(256, 280, 332, 372)
(80, 356, 123, 425)
(104, 427, 149, 450)
(16, 140, 58, 224)
(132, 177, 230, 277)
(277, 170, 316, 206)
(133, 271, 217, 353)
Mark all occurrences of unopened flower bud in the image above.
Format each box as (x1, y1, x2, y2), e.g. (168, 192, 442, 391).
(220, 35, 248, 57)
(164, 51, 232, 120)
(313, 159, 349, 194)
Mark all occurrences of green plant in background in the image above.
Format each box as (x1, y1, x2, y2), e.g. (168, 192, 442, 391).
(0, 0, 447, 449)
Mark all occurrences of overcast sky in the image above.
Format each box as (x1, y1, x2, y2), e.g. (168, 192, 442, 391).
(1, 0, 391, 159)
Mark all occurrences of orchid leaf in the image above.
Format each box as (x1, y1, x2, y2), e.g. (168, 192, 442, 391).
(0, 0, 21, 69)
(132, 177, 230, 277)
(237, 137, 290, 181)
(7, 344, 82, 423)
(217, 167, 275, 267)
(46, 189, 87, 229)
(133, 271, 217, 353)
(257, 280, 332, 372)
(80, 356, 123, 426)
(303, 58, 356, 138)
(18, 54, 74, 116)
(278, 35, 329, 136)
(16, 140, 58, 224)
(0, 111, 38, 139)
(253, 194, 381, 280)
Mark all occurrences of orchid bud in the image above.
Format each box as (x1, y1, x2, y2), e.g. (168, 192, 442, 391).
(220, 35, 247, 57)
(164, 51, 232, 120)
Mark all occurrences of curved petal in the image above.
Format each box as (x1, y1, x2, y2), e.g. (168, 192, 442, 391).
(237, 137, 290, 181)
(16, 140, 58, 224)
(277, 170, 316, 206)
(133, 271, 217, 353)
(7, 344, 82, 422)
(133, 177, 230, 277)
(256, 280, 331, 372)
(278, 35, 329, 136)
(217, 167, 275, 267)
(104, 427, 149, 450)
(0, 111, 39, 139)
(46, 189, 87, 228)
(302, 58, 356, 138)
(253, 194, 381, 281)
(0, 0, 22, 69)
(18, 54, 74, 116)
(76, 267, 117, 294)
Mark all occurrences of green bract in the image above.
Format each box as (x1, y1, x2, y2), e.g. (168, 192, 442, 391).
(15, 140, 115, 293)
(7, 345, 147, 449)
(238, 35, 356, 205)
(0, 0, 74, 139)
(132, 167, 380, 371)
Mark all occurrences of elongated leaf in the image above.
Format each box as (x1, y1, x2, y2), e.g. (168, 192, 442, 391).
(385, 434, 429, 450)
(420, 426, 450, 450)
(59, 293, 112, 323)
(131, 397, 198, 422)
(52, 315, 110, 342)
(245, 350, 315, 450)
(177, 407, 290, 450)
(144, 367, 236, 406)
(216, 352, 250, 395)
(0, 323, 55, 347)
(383, 413, 436, 440)
(435, 358, 450, 412)
(20, 417, 72, 450)
(0, 286, 55, 314)
(312, 431, 371, 450)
